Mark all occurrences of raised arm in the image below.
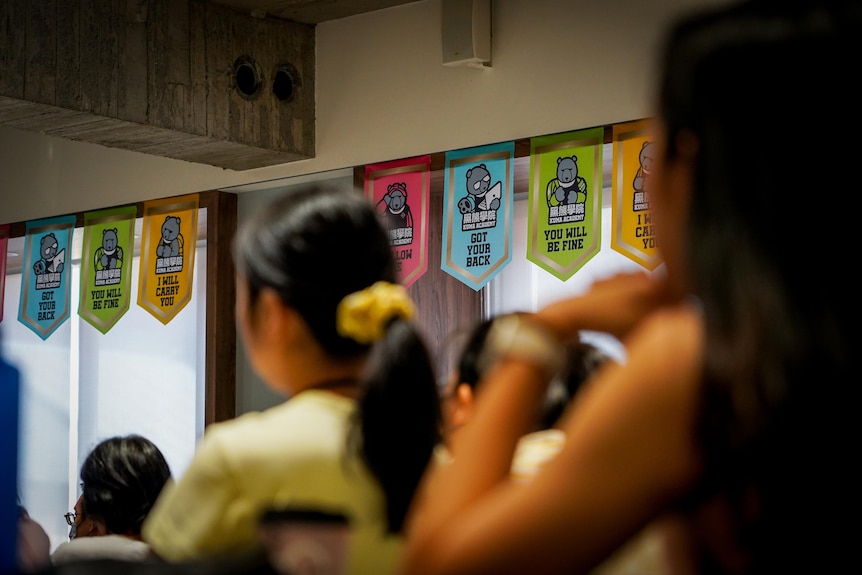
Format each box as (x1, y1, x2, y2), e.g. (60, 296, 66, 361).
(399, 274, 704, 575)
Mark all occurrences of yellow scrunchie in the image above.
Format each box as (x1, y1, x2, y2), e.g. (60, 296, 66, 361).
(336, 281, 415, 344)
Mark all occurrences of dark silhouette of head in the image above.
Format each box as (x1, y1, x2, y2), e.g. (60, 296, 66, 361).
(80, 434, 171, 536)
(657, 1, 857, 571)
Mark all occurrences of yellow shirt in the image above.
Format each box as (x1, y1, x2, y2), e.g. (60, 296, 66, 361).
(143, 390, 402, 574)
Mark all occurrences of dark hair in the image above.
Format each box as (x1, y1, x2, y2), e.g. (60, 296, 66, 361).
(233, 185, 441, 533)
(659, 0, 856, 571)
(454, 313, 609, 430)
(537, 338, 609, 431)
(80, 434, 171, 535)
(454, 317, 496, 391)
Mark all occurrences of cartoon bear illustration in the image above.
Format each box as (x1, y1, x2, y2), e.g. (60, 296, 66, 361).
(379, 182, 414, 230)
(547, 156, 588, 207)
(632, 141, 655, 211)
(33, 233, 65, 275)
(156, 216, 183, 258)
(459, 164, 501, 214)
(95, 228, 124, 271)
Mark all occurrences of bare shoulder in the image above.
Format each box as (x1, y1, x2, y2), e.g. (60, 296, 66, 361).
(615, 300, 705, 427)
(637, 298, 702, 336)
(626, 300, 703, 379)
(618, 300, 704, 472)
(556, 300, 705, 495)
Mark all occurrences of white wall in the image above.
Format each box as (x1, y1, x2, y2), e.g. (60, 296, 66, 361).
(0, 0, 727, 225)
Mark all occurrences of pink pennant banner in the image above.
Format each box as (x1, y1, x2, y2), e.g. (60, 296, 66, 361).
(364, 156, 431, 288)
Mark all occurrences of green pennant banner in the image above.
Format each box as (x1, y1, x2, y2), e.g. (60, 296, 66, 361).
(527, 128, 604, 281)
(78, 206, 137, 334)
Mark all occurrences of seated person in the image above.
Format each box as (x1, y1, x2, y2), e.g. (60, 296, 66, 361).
(437, 315, 668, 574)
(18, 505, 50, 572)
(441, 313, 612, 479)
(51, 434, 172, 564)
(142, 187, 441, 575)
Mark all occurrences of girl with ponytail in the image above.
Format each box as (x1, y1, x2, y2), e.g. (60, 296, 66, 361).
(143, 185, 441, 574)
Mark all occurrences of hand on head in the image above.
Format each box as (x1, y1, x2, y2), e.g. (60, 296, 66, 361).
(399, 2, 859, 573)
(536, 270, 674, 342)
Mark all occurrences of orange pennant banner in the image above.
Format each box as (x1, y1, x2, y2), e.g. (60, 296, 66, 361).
(137, 194, 199, 324)
(611, 120, 662, 270)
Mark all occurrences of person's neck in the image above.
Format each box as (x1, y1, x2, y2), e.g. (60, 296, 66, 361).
(291, 362, 364, 399)
(274, 339, 366, 399)
(301, 376, 359, 398)
(118, 532, 144, 542)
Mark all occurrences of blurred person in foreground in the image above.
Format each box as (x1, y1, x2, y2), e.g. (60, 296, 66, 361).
(399, 1, 857, 573)
(143, 186, 441, 575)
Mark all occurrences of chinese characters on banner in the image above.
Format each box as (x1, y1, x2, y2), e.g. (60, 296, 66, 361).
(364, 156, 431, 288)
(528, 128, 603, 281)
(0, 225, 8, 323)
(78, 206, 137, 334)
(137, 194, 199, 324)
(611, 120, 661, 270)
(441, 142, 514, 291)
(18, 215, 76, 340)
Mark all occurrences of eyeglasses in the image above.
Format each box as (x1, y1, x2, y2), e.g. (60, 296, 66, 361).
(64, 512, 77, 540)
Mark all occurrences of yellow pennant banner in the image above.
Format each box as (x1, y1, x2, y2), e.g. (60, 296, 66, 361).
(611, 120, 662, 270)
(137, 194, 199, 324)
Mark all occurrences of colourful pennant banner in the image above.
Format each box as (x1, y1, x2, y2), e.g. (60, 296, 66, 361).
(78, 206, 137, 334)
(137, 194, 199, 325)
(0, 225, 8, 323)
(611, 119, 661, 270)
(441, 142, 514, 291)
(527, 128, 604, 281)
(364, 155, 431, 288)
(18, 215, 76, 340)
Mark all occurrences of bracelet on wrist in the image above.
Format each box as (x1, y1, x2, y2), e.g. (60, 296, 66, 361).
(476, 314, 566, 378)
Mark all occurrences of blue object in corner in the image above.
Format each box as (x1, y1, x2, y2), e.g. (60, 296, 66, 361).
(0, 349, 20, 574)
